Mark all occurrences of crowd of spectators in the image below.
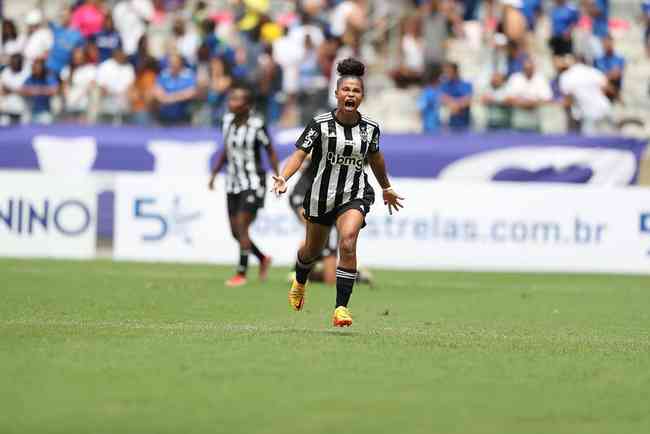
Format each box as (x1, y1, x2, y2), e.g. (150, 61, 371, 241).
(0, 0, 646, 135)
(409, 0, 639, 135)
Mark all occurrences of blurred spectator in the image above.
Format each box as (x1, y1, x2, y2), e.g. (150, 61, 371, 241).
(0, 54, 30, 125)
(94, 14, 123, 63)
(418, 63, 442, 133)
(97, 48, 135, 124)
(297, 34, 328, 125)
(503, 59, 552, 132)
(421, 0, 450, 65)
(481, 72, 511, 130)
(172, 17, 200, 65)
(23, 10, 54, 63)
(46, 8, 86, 77)
(330, 0, 368, 39)
(255, 44, 283, 124)
(584, 0, 609, 60)
(206, 56, 233, 127)
(559, 56, 612, 135)
(1, 20, 25, 66)
(201, 18, 235, 65)
(153, 53, 197, 125)
(71, 0, 106, 38)
(391, 15, 424, 88)
(521, 0, 542, 31)
(113, 0, 154, 57)
(440, 62, 473, 131)
(549, 0, 580, 56)
(500, 0, 528, 44)
(594, 34, 624, 100)
(506, 40, 529, 77)
(60, 47, 98, 122)
(232, 46, 251, 81)
(644, 0, 650, 57)
(20, 59, 59, 124)
(128, 55, 159, 124)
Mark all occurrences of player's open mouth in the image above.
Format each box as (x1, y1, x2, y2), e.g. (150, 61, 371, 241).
(344, 100, 355, 108)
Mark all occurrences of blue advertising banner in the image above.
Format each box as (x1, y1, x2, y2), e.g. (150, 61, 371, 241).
(0, 124, 646, 184)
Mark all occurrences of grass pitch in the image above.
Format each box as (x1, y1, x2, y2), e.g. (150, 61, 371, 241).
(1, 258, 649, 434)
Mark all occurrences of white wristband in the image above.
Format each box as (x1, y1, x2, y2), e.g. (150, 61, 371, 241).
(382, 186, 394, 192)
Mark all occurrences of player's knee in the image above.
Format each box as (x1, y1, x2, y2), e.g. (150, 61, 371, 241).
(338, 234, 356, 258)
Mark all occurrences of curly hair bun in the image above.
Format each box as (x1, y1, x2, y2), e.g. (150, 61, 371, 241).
(337, 58, 365, 77)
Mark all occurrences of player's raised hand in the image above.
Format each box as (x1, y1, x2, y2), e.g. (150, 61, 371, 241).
(208, 177, 216, 191)
(271, 175, 287, 196)
(383, 187, 404, 215)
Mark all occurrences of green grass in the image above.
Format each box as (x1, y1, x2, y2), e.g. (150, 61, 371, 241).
(1, 258, 649, 434)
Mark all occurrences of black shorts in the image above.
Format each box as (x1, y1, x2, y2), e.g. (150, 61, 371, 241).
(227, 187, 265, 217)
(305, 198, 371, 228)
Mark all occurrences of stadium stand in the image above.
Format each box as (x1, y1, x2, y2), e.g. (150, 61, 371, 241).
(1, 0, 648, 142)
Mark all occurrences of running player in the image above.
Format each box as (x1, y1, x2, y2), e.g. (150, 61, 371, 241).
(272, 58, 403, 327)
(209, 84, 279, 287)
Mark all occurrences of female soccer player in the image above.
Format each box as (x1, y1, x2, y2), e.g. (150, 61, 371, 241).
(272, 58, 404, 327)
(209, 84, 279, 287)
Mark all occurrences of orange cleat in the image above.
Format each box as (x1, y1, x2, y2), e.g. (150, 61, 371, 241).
(225, 274, 247, 287)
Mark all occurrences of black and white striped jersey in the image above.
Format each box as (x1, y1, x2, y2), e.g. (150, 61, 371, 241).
(295, 110, 381, 217)
(222, 112, 271, 194)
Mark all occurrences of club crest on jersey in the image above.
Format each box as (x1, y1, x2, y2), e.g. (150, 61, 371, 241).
(359, 127, 368, 142)
(326, 151, 363, 171)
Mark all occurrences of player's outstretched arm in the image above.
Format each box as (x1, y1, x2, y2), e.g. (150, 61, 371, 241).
(208, 149, 227, 190)
(272, 149, 308, 196)
(265, 143, 280, 176)
(368, 151, 404, 215)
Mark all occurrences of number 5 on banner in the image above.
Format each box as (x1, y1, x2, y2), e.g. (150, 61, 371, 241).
(134, 198, 168, 241)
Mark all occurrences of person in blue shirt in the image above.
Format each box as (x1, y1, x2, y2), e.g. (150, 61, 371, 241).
(548, 0, 580, 56)
(506, 40, 529, 77)
(20, 59, 59, 124)
(46, 8, 85, 77)
(586, 0, 608, 60)
(93, 14, 122, 63)
(641, 0, 650, 57)
(417, 63, 442, 134)
(201, 18, 236, 67)
(153, 53, 198, 126)
(594, 34, 624, 100)
(440, 62, 473, 131)
(521, 0, 542, 31)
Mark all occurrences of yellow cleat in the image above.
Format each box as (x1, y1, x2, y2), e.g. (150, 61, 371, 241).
(288, 278, 306, 311)
(332, 306, 352, 327)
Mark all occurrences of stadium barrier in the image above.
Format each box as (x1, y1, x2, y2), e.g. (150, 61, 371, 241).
(0, 173, 97, 259)
(112, 174, 650, 275)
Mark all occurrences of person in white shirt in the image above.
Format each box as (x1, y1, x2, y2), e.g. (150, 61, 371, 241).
(112, 0, 154, 57)
(23, 10, 54, 63)
(1, 20, 26, 66)
(559, 56, 613, 135)
(0, 54, 30, 125)
(60, 48, 97, 122)
(96, 48, 135, 124)
(503, 59, 552, 132)
(171, 18, 200, 65)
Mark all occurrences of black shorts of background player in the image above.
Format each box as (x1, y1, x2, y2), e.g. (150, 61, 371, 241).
(209, 84, 280, 287)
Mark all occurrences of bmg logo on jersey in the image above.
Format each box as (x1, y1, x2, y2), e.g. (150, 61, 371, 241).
(326, 151, 363, 171)
(134, 196, 202, 244)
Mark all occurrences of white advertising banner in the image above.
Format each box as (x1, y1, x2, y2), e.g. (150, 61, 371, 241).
(114, 175, 650, 274)
(0, 172, 97, 259)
